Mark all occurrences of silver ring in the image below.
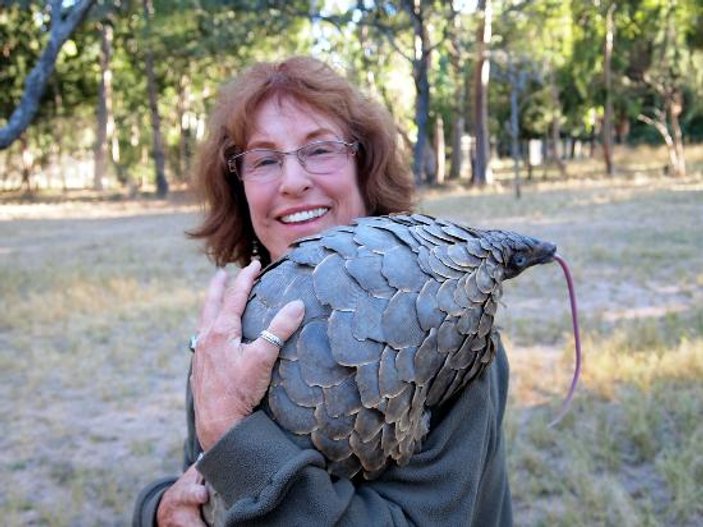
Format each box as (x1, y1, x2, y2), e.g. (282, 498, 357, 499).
(189, 334, 199, 353)
(259, 329, 285, 348)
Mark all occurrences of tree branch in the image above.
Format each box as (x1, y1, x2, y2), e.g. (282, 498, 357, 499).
(0, 0, 97, 150)
(637, 112, 673, 147)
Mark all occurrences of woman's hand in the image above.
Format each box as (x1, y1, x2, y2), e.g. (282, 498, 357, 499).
(191, 261, 305, 451)
(156, 464, 208, 526)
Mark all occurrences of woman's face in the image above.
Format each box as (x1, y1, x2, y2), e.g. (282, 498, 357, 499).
(243, 96, 367, 261)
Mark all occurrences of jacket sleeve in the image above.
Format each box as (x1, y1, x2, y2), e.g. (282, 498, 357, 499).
(196, 338, 512, 527)
(132, 476, 178, 527)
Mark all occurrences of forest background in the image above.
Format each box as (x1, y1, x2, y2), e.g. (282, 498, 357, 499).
(2, 0, 702, 192)
(1, 1, 702, 526)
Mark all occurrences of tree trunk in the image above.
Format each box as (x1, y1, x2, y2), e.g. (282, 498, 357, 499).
(637, 110, 684, 176)
(20, 135, 34, 193)
(412, 66, 430, 186)
(435, 115, 445, 185)
(422, 135, 437, 184)
(177, 72, 193, 182)
(508, 57, 521, 199)
(94, 22, 115, 191)
(404, 0, 432, 186)
(548, 70, 567, 178)
(473, 0, 493, 186)
(447, 14, 466, 182)
(602, 3, 616, 177)
(108, 22, 120, 183)
(449, 117, 464, 180)
(668, 90, 686, 177)
(143, 0, 169, 197)
(50, 76, 67, 191)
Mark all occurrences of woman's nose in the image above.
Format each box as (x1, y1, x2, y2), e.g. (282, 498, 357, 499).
(278, 155, 312, 195)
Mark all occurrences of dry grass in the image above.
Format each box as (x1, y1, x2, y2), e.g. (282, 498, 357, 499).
(0, 167, 701, 525)
(420, 171, 703, 526)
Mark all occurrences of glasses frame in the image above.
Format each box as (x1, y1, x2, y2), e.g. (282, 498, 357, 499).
(227, 139, 359, 181)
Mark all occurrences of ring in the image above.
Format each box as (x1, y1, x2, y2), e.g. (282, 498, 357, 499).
(259, 329, 285, 348)
(189, 334, 198, 353)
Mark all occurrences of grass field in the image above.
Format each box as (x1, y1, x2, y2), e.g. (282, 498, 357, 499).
(1, 172, 701, 526)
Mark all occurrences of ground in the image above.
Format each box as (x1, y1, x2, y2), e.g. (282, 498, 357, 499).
(0, 174, 701, 526)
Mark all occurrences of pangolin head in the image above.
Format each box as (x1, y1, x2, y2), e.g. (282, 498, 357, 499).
(489, 231, 557, 280)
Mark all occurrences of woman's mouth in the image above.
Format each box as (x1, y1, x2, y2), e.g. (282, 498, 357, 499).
(279, 207, 329, 224)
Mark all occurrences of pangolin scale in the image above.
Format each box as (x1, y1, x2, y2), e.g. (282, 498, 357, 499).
(241, 213, 557, 480)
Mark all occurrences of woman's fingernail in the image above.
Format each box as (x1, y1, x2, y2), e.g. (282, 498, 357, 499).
(288, 299, 305, 319)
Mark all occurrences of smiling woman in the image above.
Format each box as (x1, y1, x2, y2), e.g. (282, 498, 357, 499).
(133, 56, 514, 527)
(237, 97, 367, 262)
(187, 56, 414, 267)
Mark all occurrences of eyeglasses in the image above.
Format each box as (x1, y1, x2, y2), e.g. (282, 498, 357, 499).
(227, 140, 358, 182)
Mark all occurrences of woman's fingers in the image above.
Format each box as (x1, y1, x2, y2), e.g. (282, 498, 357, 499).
(211, 260, 261, 338)
(156, 464, 209, 526)
(257, 299, 305, 355)
(199, 268, 229, 330)
(191, 266, 306, 450)
(226, 260, 262, 318)
(182, 464, 208, 504)
(197, 260, 261, 342)
(240, 300, 306, 387)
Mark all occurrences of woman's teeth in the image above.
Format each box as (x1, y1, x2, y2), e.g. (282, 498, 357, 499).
(280, 208, 328, 224)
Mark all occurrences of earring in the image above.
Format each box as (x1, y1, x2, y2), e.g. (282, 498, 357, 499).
(251, 239, 261, 261)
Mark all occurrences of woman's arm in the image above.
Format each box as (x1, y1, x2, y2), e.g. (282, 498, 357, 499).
(196, 340, 512, 527)
(134, 262, 299, 527)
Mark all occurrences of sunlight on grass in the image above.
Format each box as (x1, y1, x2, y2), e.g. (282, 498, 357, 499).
(585, 313, 703, 398)
(507, 308, 703, 525)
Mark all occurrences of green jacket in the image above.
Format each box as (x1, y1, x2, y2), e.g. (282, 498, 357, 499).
(133, 339, 512, 526)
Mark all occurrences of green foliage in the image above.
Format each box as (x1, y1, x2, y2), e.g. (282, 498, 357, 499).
(0, 4, 44, 117)
(2, 0, 703, 191)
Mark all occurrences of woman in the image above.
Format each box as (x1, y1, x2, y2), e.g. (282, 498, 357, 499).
(134, 56, 512, 526)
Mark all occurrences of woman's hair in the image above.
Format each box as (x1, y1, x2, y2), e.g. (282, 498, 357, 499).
(188, 56, 415, 267)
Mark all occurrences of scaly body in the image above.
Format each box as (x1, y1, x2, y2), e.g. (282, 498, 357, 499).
(241, 213, 557, 480)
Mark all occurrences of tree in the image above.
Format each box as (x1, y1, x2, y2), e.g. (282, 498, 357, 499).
(305, 1, 458, 186)
(0, 0, 96, 150)
(602, 2, 616, 176)
(630, 0, 699, 177)
(472, 0, 493, 186)
(505, 52, 529, 198)
(445, 12, 470, 182)
(402, 0, 434, 185)
(123, 0, 314, 194)
(142, 0, 168, 197)
(94, 19, 115, 190)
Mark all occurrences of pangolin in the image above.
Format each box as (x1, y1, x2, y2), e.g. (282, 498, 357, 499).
(240, 213, 578, 480)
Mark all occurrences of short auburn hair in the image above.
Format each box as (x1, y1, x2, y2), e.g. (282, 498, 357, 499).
(188, 56, 415, 267)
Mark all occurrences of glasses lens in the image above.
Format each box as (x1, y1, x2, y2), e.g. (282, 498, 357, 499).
(300, 141, 349, 174)
(236, 141, 354, 180)
(241, 150, 280, 181)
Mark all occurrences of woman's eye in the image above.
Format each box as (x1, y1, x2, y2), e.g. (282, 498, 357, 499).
(250, 155, 278, 169)
(307, 143, 335, 156)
